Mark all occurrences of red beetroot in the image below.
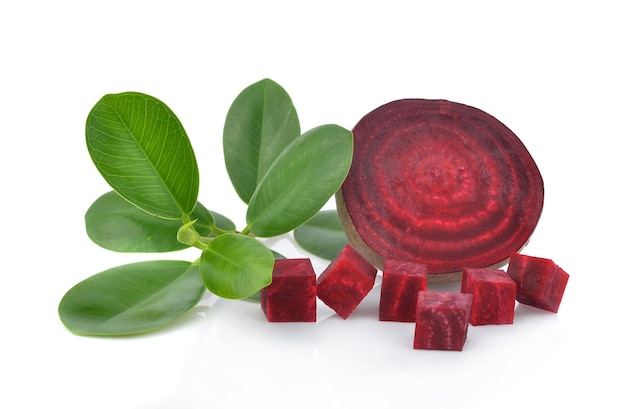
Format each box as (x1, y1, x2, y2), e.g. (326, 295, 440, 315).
(316, 244, 377, 319)
(379, 260, 428, 322)
(336, 99, 544, 282)
(414, 291, 473, 351)
(261, 258, 316, 322)
(507, 253, 569, 313)
(461, 267, 516, 325)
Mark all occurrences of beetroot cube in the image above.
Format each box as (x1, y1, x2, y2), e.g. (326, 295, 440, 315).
(261, 258, 316, 322)
(461, 267, 516, 325)
(379, 260, 428, 322)
(316, 244, 377, 319)
(507, 253, 569, 313)
(414, 291, 473, 351)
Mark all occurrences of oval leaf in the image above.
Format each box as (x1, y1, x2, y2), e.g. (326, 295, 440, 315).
(245, 250, 285, 302)
(58, 260, 205, 336)
(200, 233, 274, 299)
(86, 92, 199, 219)
(223, 79, 300, 204)
(85, 191, 217, 252)
(246, 124, 353, 237)
(294, 209, 348, 260)
(209, 209, 237, 234)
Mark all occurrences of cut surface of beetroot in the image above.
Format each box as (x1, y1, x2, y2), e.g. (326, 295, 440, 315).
(336, 99, 544, 281)
(506, 253, 569, 313)
(316, 244, 377, 319)
(414, 291, 473, 351)
(261, 258, 316, 322)
(461, 267, 516, 325)
(379, 259, 428, 322)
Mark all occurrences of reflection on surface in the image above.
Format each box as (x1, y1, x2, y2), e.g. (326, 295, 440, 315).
(171, 241, 563, 409)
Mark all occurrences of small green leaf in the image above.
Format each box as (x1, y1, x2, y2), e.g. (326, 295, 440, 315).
(86, 92, 199, 219)
(246, 124, 353, 237)
(85, 191, 215, 252)
(193, 205, 218, 235)
(200, 233, 274, 299)
(58, 260, 205, 336)
(177, 219, 201, 247)
(294, 209, 348, 260)
(209, 210, 237, 234)
(270, 249, 286, 260)
(224, 79, 300, 204)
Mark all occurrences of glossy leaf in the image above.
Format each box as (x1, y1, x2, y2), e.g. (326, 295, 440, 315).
(200, 233, 274, 299)
(209, 209, 237, 234)
(86, 92, 199, 219)
(246, 124, 353, 237)
(85, 191, 230, 252)
(223, 78, 300, 204)
(294, 209, 348, 260)
(245, 250, 285, 302)
(58, 260, 205, 336)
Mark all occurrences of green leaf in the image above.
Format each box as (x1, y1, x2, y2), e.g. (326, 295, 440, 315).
(245, 249, 285, 302)
(192, 204, 217, 235)
(200, 233, 274, 299)
(246, 124, 353, 237)
(58, 260, 205, 336)
(223, 79, 300, 204)
(209, 209, 237, 234)
(85, 191, 217, 252)
(270, 249, 286, 260)
(294, 209, 348, 260)
(86, 92, 199, 219)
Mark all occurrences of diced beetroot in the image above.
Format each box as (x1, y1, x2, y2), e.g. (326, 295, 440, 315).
(261, 258, 316, 322)
(461, 267, 516, 325)
(379, 259, 428, 322)
(414, 291, 473, 351)
(506, 253, 569, 313)
(336, 99, 544, 282)
(316, 244, 378, 319)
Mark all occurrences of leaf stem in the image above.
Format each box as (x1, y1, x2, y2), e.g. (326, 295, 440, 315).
(240, 225, 251, 236)
(210, 225, 231, 236)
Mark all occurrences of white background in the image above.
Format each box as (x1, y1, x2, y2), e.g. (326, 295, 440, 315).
(2, 1, 624, 408)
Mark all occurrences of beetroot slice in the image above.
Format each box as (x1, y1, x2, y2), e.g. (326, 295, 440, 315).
(461, 267, 516, 325)
(414, 291, 473, 351)
(260, 258, 316, 322)
(336, 99, 544, 281)
(379, 259, 428, 322)
(316, 244, 377, 319)
(506, 253, 569, 313)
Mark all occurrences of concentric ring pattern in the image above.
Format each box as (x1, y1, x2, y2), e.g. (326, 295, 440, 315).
(339, 99, 544, 275)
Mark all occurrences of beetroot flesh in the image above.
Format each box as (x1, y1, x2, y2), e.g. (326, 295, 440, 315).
(336, 99, 544, 281)
(506, 253, 569, 313)
(261, 258, 317, 322)
(316, 244, 377, 319)
(414, 291, 473, 351)
(461, 267, 516, 325)
(379, 259, 428, 322)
